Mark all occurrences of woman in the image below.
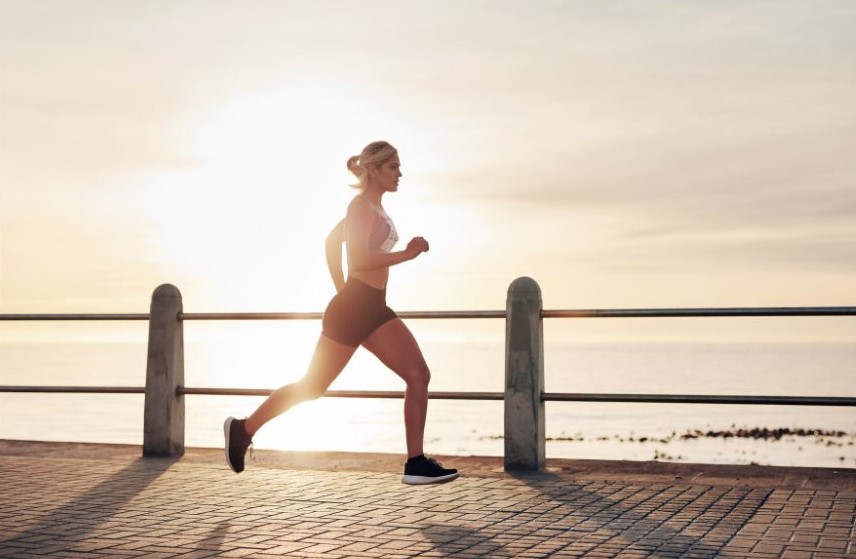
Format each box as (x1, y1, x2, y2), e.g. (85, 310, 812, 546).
(224, 141, 459, 485)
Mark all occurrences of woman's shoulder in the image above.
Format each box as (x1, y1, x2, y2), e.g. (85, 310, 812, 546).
(347, 195, 374, 217)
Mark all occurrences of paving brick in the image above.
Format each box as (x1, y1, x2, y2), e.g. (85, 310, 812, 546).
(3, 446, 856, 559)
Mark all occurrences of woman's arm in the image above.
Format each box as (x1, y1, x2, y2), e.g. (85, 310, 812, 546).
(325, 219, 346, 292)
(346, 199, 428, 272)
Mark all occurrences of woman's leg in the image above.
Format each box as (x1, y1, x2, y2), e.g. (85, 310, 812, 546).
(245, 334, 357, 436)
(225, 334, 357, 473)
(361, 318, 430, 459)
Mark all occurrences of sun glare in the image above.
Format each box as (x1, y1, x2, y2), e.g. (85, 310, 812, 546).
(139, 79, 447, 312)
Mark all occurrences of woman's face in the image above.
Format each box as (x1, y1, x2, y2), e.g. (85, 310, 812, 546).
(371, 154, 402, 193)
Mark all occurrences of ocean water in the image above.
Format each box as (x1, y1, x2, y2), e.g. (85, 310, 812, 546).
(1, 319, 854, 468)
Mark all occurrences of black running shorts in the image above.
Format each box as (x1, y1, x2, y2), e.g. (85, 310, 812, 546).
(322, 278, 398, 347)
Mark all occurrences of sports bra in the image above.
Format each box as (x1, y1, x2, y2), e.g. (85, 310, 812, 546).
(371, 205, 399, 253)
(349, 196, 399, 253)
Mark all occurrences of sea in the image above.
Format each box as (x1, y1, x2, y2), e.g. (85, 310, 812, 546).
(2, 319, 854, 469)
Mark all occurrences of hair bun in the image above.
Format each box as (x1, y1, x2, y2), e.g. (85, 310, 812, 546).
(347, 155, 364, 177)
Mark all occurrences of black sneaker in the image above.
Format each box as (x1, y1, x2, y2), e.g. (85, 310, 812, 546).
(223, 417, 252, 473)
(402, 456, 459, 485)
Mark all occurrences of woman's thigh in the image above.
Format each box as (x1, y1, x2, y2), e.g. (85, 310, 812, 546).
(300, 334, 359, 394)
(361, 318, 429, 384)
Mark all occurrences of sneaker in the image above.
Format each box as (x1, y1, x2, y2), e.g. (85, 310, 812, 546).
(402, 456, 459, 485)
(223, 417, 252, 473)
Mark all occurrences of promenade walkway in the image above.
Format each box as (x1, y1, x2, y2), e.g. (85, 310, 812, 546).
(1, 440, 854, 558)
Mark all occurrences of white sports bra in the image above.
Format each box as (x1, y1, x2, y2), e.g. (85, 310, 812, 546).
(373, 206, 399, 253)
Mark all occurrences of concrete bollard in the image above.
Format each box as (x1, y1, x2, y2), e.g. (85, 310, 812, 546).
(143, 284, 185, 457)
(504, 276, 545, 471)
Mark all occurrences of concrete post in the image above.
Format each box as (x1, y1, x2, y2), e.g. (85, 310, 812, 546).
(143, 284, 185, 457)
(504, 276, 545, 471)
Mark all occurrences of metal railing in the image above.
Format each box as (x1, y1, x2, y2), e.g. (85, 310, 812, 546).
(2, 278, 855, 470)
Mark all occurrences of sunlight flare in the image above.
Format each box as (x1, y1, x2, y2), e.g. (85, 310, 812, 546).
(137, 79, 465, 311)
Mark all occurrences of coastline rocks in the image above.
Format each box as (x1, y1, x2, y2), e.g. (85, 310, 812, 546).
(531, 426, 855, 446)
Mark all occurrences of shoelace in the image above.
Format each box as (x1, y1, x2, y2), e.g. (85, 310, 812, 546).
(425, 457, 445, 470)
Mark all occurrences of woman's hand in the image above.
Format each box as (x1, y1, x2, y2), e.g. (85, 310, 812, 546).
(405, 236, 430, 259)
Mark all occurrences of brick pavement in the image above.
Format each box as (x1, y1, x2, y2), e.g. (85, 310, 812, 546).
(1, 441, 854, 558)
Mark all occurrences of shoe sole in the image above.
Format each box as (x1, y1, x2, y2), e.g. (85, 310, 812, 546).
(223, 417, 241, 473)
(402, 472, 460, 485)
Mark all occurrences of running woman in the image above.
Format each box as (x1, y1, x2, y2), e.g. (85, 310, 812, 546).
(224, 141, 459, 485)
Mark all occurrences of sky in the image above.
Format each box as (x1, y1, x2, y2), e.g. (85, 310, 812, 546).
(2, 0, 855, 342)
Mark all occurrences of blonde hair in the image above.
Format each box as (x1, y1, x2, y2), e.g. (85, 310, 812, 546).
(346, 141, 398, 190)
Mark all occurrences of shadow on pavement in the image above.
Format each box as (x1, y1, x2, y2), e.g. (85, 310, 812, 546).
(421, 470, 771, 558)
(0, 456, 178, 556)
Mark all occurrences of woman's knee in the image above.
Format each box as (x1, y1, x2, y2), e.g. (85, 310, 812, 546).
(406, 363, 431, 390)
(294, 377, 327, 401)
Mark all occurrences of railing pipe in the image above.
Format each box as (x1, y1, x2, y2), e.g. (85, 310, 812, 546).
(0, 313, 149, 321)
(177, 388, 505, 399)
(543, 307, 856, 318)
(542, 393, 856, 406)
(0, 386, 146, 394)
(3, 386, 854, 407)
(3, 307, 852, 322)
